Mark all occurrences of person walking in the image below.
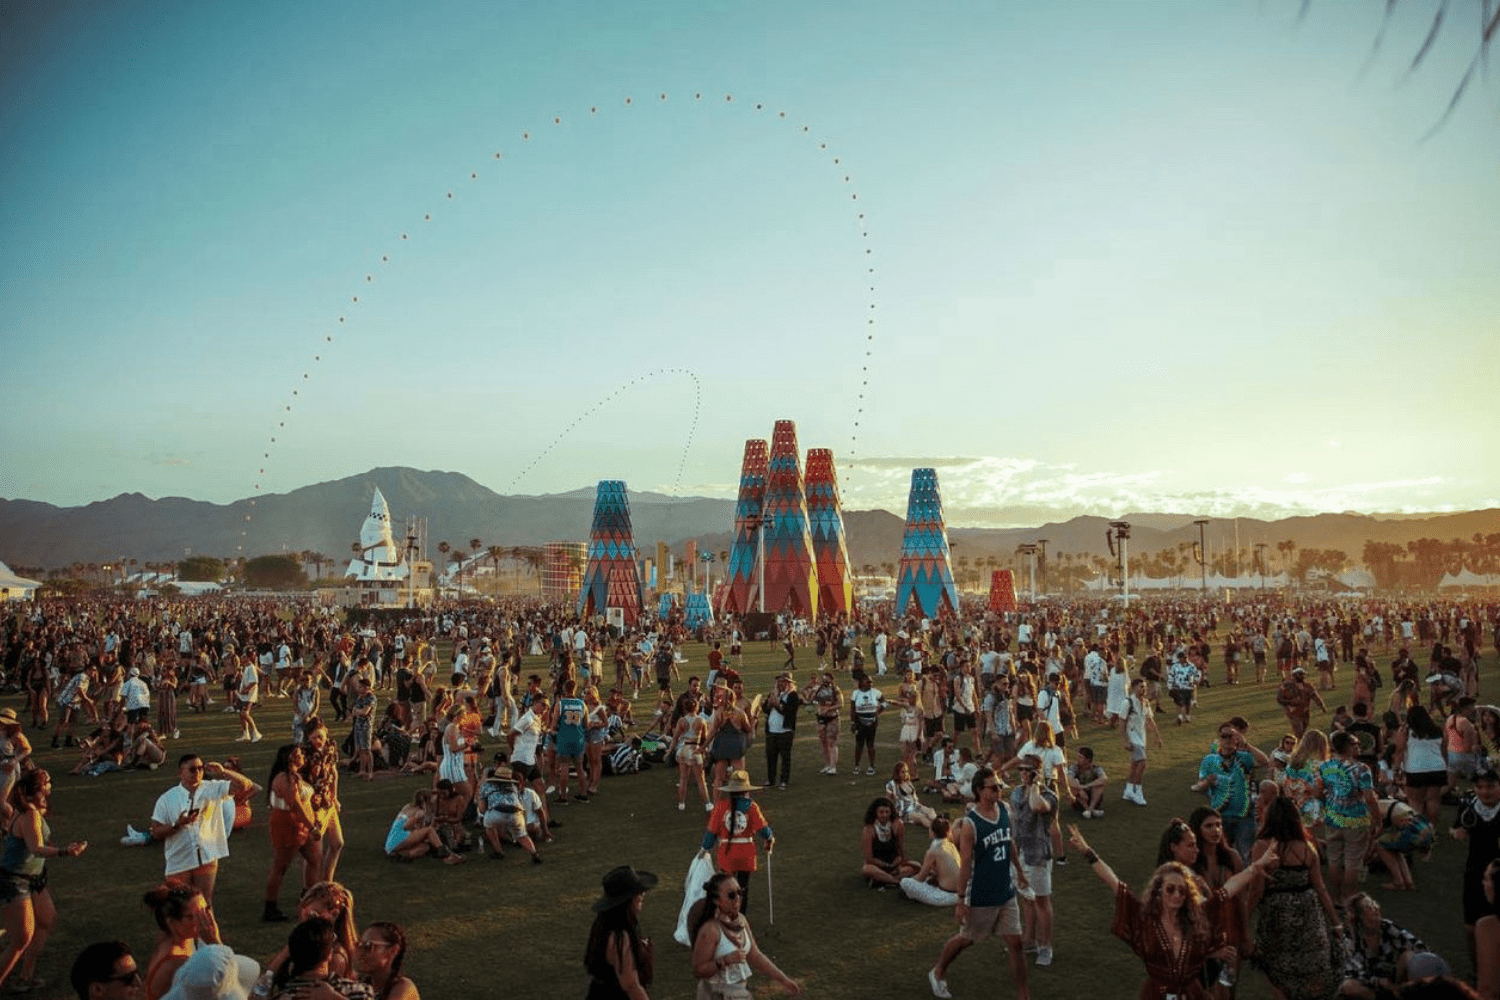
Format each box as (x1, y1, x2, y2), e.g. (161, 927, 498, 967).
(927, 766, 1031, 1000)
(699, 770, 774, 916)
(1122, 677, 1165, 806)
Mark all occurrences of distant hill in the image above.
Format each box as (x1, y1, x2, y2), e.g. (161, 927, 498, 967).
(1, 466, 1496, 574)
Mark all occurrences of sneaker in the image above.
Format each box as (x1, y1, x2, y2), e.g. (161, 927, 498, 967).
(1133, 792, 1148, 806)
(1123, 787, 1134, 801)
(705, 803, 714, 812)
(852, 768, 862, 775)
(778, 782, 787, 790)
(251, 733, 264, 743)
(1037, 946, 1053, 966)
(1091, 808, 1103, 818)
(234, 734, 250, 742)
(1054, 856, 1067, 866)
(866, 766, 876, 775)
(171, 730, 180, 739)
(678, 802, 686, 811)
(927, 967, 953, 999)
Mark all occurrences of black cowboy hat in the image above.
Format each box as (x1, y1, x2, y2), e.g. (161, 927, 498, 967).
(592, 866, 659, 912)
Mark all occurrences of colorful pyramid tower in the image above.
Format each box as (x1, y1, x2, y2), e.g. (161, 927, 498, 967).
(805, 448, 853, 620)
(989, 569, 1018, 613)
(894, 468, 960, 619)
(760, 420, 819, 619)
(720, 439, 768, 615)
(577, 480, 644, 625)
(683, 591, 713, 630)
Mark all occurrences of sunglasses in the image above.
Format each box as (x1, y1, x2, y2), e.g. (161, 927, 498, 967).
(1161, 883, 1188, 898)
(722, 890, 742, 900)
(357, 940, 393, 951)
(103, 969, 143, 986)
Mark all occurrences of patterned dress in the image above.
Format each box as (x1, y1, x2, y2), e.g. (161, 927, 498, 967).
(1111, 882, 1228, 999)
(1253, 865, 1339, 1000)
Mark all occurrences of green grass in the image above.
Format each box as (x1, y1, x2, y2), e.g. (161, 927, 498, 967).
(26, 640, 1483, 1000)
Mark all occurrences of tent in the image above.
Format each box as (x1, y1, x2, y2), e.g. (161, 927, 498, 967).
(0, 561, 41, 601)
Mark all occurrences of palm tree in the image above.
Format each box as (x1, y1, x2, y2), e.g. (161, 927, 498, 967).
(437, 541, 451, 585)
(487, 545, 504, 594)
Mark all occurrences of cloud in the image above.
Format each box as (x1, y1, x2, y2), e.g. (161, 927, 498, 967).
(152, 456, 193, 467)
(834, 454, 1455, 526)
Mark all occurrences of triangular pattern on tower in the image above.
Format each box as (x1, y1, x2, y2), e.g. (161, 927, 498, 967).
(805, 448, 852, 619)
(893, 468, 960, 619)
(577, 480, 643, 625)
(759, 421, 818, 620)
(719, 439, 768, 616)
(989, 569, 1018, 613)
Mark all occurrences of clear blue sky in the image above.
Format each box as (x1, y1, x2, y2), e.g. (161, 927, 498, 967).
(2, 1, 1495, 526)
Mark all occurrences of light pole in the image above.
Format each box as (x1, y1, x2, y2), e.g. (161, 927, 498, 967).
(1254, 543, 1267, 591)
(1194, 519, 1210, 594)
(1106, 522, 1132, 602)
(1016, 544, 1038, 600)
(405, 529, 418, 609)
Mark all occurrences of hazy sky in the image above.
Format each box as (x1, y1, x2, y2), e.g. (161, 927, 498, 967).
(3, 1, 1496, 527)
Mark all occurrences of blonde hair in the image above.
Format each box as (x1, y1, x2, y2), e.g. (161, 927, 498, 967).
(1289, 729, 1329, 770)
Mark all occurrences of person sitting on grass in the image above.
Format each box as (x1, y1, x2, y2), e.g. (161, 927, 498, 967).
(383, 790, 462, 865)
(861, 796, 919, 889)
(900, 816, 961, 906)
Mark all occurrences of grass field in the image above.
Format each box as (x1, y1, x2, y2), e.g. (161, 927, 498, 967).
(22, 639, 1485, 1000)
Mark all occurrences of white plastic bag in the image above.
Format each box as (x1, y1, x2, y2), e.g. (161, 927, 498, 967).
(673, 851, 717, 946)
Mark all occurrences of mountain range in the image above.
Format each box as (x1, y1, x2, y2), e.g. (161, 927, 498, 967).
(1, 466, 1497, 573)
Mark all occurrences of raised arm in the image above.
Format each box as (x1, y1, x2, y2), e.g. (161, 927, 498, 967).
(1066, 823, 1120, 893)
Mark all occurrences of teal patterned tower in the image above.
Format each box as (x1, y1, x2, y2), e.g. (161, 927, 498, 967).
(719, 439, 768, 615)
(893, 468, 960, 619)
(577, 480, 643, 625)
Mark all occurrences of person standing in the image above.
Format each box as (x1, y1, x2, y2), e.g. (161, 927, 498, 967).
(1010, 755, 1058, 967)
(236, 657, 263, 743)
(0, 770, 88, 994)
(149, 754, 257, 908)
(762, 673, 801, 790)
(1196, 722, 1270, 863)
(927, 766, 1031, 1000)
(849, 674, 886, 776)
(585, 866, 657, 1000)
(699, 771, 774, 916)
(802, 672, 842, 776)
(1320, 730, 1382, 906)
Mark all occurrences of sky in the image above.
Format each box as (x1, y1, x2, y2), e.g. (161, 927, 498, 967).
(2, 1, 1497, 528)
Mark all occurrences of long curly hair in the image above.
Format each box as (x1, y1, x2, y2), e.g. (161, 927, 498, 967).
(299, 882, 356, 962)
(1143, 862, 1212, 946)
(1289, 729, 1329, 770)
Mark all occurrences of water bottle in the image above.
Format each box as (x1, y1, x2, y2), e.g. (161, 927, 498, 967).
(250, 970, 275, 999)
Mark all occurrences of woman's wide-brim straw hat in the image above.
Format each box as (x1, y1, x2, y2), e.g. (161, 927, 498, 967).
(593, 865, 659, 911)
(718, 769, 760, 793)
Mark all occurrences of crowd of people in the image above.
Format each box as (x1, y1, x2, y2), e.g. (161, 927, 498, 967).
(0, 591, 1496, 998)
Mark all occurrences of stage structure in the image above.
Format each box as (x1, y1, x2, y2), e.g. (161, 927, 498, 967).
(989, 569, 1018, 613)
(805, 448, 853, 619)
(719, 439, 768, 615)
(542, 541, 587, 602)
(893, 468, 960, 620)
(760, 420, 819, 620)
(342, 487, 412, 606)
(577, 480, 644, 626)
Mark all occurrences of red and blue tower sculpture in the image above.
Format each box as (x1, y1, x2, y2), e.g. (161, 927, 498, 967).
(760, 420, 818, 620)
(577, 480, 644, 625)
(805, 448, 853, 620)
(894, 468, 960, 620)
(719, 439, 768, 616)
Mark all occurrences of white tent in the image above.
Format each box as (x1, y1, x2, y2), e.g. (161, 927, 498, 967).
(0, 561, 41, 601)
(1439, 567, 1500, 589)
